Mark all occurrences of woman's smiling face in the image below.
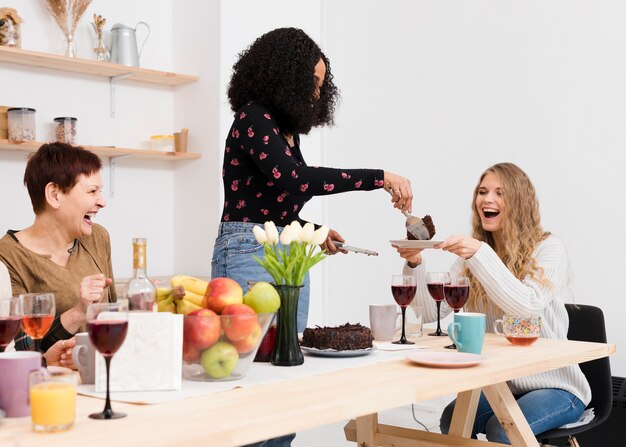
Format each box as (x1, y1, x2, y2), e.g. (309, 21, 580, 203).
(58, 172, 106, 238)
(475, 171, 505, 234)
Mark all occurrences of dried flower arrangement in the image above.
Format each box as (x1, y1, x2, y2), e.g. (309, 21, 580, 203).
(43, 0, 92, 57)
(92, 13, 109, 61)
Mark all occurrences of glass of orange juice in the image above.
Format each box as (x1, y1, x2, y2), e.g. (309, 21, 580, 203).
(29, 369, 77, 432)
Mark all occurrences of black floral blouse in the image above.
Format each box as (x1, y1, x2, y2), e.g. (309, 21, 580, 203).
(220, 102, 385, 226)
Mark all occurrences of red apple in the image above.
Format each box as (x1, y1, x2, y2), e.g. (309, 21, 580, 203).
(182, 342, 202, 363)
(203, 277, 243, 314)
(222, 303, 258, 341)
(183, 308, 221, 350)
(232, 322, 263, 354)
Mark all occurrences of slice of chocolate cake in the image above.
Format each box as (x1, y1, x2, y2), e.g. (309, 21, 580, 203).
(301, 323, 373, 351)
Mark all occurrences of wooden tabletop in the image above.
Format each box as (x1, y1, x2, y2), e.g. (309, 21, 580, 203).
(2, 334, 615, 447)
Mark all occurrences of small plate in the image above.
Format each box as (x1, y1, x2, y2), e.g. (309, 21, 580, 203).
(390, 240, 443, 249)
(301, 346, 376, 358)
(406, 351, 484, 368)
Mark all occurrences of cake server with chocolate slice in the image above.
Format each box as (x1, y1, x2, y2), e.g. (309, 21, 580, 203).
(385, 187, 436, 240)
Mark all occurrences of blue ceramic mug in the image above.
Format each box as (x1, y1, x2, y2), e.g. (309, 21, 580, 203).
(447, 312, 486, 354)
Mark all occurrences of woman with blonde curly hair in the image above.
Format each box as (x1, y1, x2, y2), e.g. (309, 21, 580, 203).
(395, 162, 590, 444)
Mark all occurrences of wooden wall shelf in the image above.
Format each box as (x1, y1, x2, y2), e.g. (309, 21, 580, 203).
(0, 140, 201, 161)
(0, 46, 198, 86)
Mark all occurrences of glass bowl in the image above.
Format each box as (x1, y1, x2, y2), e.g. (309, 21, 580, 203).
(182, 311, 275, 381)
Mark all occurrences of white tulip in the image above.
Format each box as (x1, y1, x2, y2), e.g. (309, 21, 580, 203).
(300, 222, 315, 244)
(252, 225, 267, 244)
(310, 225, 330, 246)
(279, 225, 298, 245)
(289, 221, 303, 241)
(264, 221, 279, 244)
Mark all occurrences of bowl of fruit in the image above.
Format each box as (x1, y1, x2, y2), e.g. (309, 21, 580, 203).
(182, 309, 275, 381)
(169, 277, 280, 381)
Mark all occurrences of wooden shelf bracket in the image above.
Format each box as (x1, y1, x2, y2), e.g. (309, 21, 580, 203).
(110, 73, 133, 117)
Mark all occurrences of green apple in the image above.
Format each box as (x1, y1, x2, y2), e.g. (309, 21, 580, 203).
(200, 341, 239, 379)
(243, 282, 280, 314)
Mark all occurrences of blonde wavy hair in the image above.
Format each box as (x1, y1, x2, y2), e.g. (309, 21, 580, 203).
(465, 163, 551, 314)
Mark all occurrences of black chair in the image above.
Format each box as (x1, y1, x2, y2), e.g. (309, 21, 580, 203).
(537, 304, 612, 447)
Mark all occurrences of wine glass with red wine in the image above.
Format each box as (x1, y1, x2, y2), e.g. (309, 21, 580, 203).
(0, 297, 23, 352)
(86, 302, 129, 420)
(391, 275, 417, 345)
(426, 272, 450, 337)
(443, 276, 470, 349)
(20, 293, 55, 353)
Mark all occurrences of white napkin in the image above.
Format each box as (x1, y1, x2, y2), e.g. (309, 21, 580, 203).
(558, 408, 595, 429)
(95, 312, 183, 392)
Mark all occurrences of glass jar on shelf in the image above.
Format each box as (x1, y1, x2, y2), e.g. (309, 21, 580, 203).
(7, 107, 36, 143)
(0, 8, 22, 48)
(54, 117, 77, 144)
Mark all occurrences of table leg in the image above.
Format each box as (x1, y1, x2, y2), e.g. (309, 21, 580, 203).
(448, 389, 481, 438)
(482, 382, 539, 447)
(355, 413, 378, 446)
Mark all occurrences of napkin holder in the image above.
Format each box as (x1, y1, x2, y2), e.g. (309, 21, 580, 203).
(95, 312, 183, 392)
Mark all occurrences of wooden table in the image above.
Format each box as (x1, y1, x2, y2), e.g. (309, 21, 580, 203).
(2, 334, 615, 447)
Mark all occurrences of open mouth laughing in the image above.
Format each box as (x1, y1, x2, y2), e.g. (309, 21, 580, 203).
(482, 208, 500, 219)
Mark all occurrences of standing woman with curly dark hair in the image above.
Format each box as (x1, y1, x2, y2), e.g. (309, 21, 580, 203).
(212, 27, 414, 337)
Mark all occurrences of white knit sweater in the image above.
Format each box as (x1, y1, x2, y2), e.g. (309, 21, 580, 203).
(404, 235, 591, 405)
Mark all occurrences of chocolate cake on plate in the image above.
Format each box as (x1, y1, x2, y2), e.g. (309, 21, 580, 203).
(301, 323, 373, 351)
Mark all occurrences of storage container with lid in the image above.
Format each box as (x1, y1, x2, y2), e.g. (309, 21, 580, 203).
(149, 134, 174, 152)
(54, 117, 77, 144)
(7, 107, 36, 142)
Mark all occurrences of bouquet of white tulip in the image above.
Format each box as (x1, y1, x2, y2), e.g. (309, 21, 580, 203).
(252, 221, 329, 287)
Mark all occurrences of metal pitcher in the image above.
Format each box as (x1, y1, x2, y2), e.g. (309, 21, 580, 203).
(109, 22, 150, 67)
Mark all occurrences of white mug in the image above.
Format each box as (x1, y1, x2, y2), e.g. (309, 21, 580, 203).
(369, 304, 401, 341)
(72, 332, 95, 384)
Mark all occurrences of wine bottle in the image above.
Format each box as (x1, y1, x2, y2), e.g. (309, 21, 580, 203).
(124, 238, 156, 311)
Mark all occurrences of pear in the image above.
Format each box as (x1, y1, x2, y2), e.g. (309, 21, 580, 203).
(243, 282, 280, 314)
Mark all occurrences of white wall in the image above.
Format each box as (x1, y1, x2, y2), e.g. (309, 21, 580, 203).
(1, 0, 623, 377)
(321, 0, 626, 375)
(0, 0, 181, 279)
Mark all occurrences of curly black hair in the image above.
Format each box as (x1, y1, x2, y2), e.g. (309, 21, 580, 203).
(228, 27, 339, 136)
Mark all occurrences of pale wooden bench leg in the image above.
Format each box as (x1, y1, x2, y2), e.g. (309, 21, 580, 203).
(355, 413, 378, 446)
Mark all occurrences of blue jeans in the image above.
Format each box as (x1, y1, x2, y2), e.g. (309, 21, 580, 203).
(211, 222, 311, 333)
(440, 388, 585, 444)
(212, 222, 303, 447)
(242, 434, 296, 447)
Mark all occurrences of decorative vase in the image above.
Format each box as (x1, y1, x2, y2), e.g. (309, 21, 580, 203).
(64, 33, 76, 58)
(271, 285, 304, 366)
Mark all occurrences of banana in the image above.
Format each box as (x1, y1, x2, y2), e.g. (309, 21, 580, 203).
(182, 290, 204, 307)
(156, 287, 172, 302)
(171, 275, 209, 296)
(157, 295, 176, 313)
(176, 298, 203, 315)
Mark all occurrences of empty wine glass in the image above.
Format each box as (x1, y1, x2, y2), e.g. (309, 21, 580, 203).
(443, 276, 470, 349)
(20, 293, 55, 353)
(391, 275, 417, 345)
(426, 272, 450, 337)
(0, 297, 23, 352)
(86, 302, 129, 420)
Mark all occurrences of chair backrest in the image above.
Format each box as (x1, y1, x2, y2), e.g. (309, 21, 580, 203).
(564, 304, 612, 415)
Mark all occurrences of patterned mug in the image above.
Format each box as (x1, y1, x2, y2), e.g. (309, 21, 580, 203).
(494, 315, 542, 346)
